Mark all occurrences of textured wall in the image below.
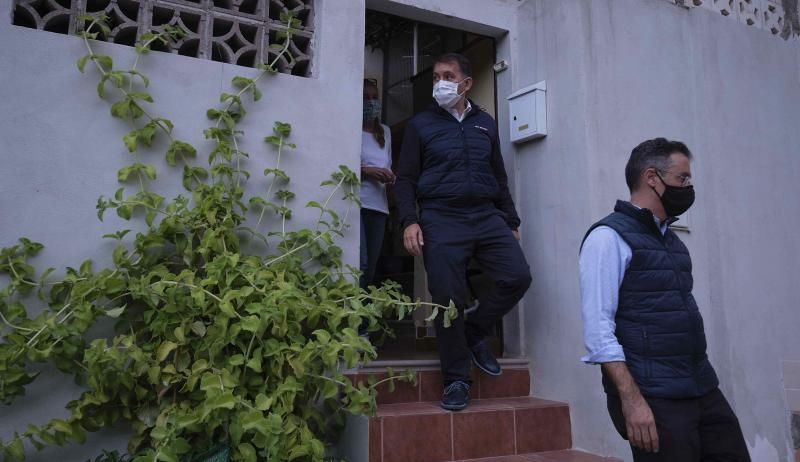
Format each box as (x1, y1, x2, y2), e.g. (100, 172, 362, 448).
(512, 1, 800, 461)
(0, 0, 366, 459)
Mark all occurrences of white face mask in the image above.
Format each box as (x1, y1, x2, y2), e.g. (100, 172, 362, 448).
(432, 79, 468, 109)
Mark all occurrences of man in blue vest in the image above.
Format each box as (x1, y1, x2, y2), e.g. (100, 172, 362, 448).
(579, 138, 750, 461)
(395, 53, 531, 411)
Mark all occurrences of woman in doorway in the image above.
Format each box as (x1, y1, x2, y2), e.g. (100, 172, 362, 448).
(360, 78, 394, 291)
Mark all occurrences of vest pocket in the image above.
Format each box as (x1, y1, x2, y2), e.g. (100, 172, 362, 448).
(642, 327, 652, 381)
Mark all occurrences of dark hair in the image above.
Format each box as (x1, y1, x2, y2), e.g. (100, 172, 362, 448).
(363, 78, 385, 148)
(625, 138, 693, 192)
(432, 52, 472, 78)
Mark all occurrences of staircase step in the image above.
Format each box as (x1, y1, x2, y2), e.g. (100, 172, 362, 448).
(349, 359, 531, 405)
(456, 450, 622, 461)
(369, 397, 571, 462)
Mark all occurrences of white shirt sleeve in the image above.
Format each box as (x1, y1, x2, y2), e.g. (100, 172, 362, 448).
(384, 124, 392, 169)
(579, 226, 632, 364)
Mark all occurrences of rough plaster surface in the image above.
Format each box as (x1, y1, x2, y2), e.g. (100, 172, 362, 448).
(0, 0, 366, 459)
(513, 1, 800, 461)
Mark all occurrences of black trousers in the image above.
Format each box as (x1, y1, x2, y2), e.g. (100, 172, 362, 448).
(359, 208, 387, 289)
(420, 203, 531, 386)
(607, 388, 751, 462)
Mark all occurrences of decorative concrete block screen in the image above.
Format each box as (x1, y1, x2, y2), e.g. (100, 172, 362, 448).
(11, 0, 315, 76)
(665, 0, 799, 38)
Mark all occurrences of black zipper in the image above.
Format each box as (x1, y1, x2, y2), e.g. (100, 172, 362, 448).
(653, 229, 690, 309)
(642, 327, 651, 380)
(460, 122, 473, 199)
(660, 232, 701, 382)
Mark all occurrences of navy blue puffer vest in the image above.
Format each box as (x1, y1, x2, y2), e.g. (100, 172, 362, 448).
(410, 103, 501, 201)
(584, 201, 719, 399)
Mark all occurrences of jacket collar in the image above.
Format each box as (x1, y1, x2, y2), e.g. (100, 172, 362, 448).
(428, 98, 482, 121)
(614, 200, 679, 236)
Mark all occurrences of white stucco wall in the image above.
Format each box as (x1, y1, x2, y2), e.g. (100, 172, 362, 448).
(0, 0, 367, 459)
(3, 0, 800, 460)
(511, 1, 800, 461)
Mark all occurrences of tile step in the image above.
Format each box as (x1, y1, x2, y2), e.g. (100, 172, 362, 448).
(456, 449, 622, 461)
(349, 364, 531, 405)
(369, 397, 572, 462)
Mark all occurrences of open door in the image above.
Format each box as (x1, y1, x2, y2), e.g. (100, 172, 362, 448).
(364, 10, 502, 359)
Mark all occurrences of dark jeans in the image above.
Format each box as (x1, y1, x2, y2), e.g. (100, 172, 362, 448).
(420, 203, 531, 385)
(607, 388, 751, 462)
(360, 208, 387, 289)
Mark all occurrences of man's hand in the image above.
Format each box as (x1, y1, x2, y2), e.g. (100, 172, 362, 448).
(362, 166, 396, 184)
(602, 362, 659, 453)
(403, 224, 424, 256)
(512, 229, 520, 241)
(621, 392, 659, 453)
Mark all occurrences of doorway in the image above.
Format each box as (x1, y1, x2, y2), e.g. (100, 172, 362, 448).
(363, 9, 503, 360)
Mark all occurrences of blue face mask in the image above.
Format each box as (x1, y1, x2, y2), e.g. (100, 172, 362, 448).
(363, 100, 381, 122)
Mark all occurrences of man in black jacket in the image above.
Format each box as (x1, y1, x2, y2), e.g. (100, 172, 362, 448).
(394, 53, 531, 411)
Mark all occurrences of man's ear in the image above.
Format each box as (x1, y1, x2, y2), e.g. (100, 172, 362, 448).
(644, 168, 658, 188)
(462, 77, 474, 94)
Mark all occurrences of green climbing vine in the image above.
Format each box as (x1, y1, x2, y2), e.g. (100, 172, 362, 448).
(0, 12, 455, 462)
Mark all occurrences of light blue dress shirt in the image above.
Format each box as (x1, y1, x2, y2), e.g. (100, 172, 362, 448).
(579, 207, 668, 364)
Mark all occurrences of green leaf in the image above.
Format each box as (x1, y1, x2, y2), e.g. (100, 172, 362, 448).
(264, 135, 282, 147)
(190, 321, 206, 337)
(129, 92, 154, 103)
(274, 121, 292, 137)
(129, 70, 150, 87)
(143, 164, 157, 180)
(102, 229, 130, 240)
(117, 165, 133, 182)
(77, 54, 90, 73)
(191, 359, 208, 374)
(156, 449, 178, 462)
(237, 443, 257, 462)
(110, 100, 130, 119)
(206, 391, 236, 410)
(322, 380, 338, 399)
(112, 244, 128, 266)
(50, 419, 73, 435)
(200, 373, 221, 392)
(232, 76, 253, 89)
(174, 326, 185, 342)
(246, 355, 262, 373)
(219, 301, 237, 318)
(156, 341, 178, 362)
(5, 436, 24, 461)
(254, 393, 272, 411)
(240, 315, 260, 333)
(165, 140, 197, 166)
(123, 132, 138, 152)
(105, 305, 126, 318)
(93, 55, 113, 71)
(97, 77, 108, 98)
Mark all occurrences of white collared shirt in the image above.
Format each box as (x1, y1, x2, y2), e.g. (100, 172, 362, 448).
(448, 99, 472, 123)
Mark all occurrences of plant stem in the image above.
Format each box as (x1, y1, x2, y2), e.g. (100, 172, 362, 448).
(256, 135, 284, 229)
(150, 281, 222, 303)
(5, 258, 37, 287)
(0, 310, 35, 332)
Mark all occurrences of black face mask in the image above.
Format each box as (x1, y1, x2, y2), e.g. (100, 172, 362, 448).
(655, 173, 695, 217)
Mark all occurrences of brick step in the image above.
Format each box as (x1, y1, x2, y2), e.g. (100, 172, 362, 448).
(368, 397, 572, 462)
(456, 450, 622, 461)
(348, 359, 531, 405)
